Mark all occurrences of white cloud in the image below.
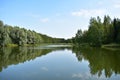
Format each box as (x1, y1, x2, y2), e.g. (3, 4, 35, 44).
(40, 18, 49, 23)
(41, 67, 48, 71)
(114, 4, 120, 8)
(71, 9, 106, 17)
(72, 73, 107, 80)
(72, 73, 83, 78)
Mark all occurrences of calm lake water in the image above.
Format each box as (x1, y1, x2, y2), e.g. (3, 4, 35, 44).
(0, 44, 120, 80)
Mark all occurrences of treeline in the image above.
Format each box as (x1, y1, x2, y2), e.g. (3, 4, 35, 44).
(72, 15, 120, 47)
(0, 20, 65, 47)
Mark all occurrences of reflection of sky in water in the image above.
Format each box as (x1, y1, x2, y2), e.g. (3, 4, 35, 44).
(0, 49, 120, 80)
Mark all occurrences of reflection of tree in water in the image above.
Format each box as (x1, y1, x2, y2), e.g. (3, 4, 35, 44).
(72, 46, 120, 78)
(0, 47, 52, 72)
(0, 46, 71, 72)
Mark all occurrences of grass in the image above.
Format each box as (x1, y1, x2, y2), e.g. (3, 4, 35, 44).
(102, 43, 120, 51)
(6, 44, 18, 47)
(102, 43, 120, 47)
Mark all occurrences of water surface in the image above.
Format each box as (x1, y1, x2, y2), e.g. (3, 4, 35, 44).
(0, 45, 120, 80)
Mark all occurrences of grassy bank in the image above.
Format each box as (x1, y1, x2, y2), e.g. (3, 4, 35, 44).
(2, 44, 37, 47)
(102, 43, 120, 51)
(1, 43, 71, 47)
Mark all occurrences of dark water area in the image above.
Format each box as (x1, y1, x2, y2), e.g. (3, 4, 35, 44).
(0, 44, 120, 80)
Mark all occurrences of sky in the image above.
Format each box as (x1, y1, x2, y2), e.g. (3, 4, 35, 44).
(0, 0, 120, 39)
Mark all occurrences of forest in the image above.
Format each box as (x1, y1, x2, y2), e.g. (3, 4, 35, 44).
(0, 20, 65, 47)
(0, 15, 120, 47)
(72, 15, 120, 47)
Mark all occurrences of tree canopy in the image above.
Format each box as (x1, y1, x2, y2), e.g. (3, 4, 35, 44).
(0, 20, 66, 47)
(73, 15, 120, 47)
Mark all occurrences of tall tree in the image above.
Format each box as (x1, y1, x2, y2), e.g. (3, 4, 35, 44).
(0, 20, 4, 46)
(103, 15, 113, 44)
(75, 29, 83, 44)
(87, 17, 103, 47)
(113, 18, 120, 43)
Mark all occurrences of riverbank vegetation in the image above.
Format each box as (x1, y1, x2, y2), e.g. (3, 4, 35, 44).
(1, 15, 120, 48)
(0, 20, 66, 47)
(72, 15, 120, 47)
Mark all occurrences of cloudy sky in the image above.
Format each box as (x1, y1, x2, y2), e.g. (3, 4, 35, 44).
(0, 0, 120, 38)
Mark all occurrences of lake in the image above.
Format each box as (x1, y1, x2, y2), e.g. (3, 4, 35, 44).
(0, 44, 120, 80)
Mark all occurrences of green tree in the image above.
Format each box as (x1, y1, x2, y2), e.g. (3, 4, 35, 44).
(103, 15, 113, 44)
(113, 18, 120, 43)
(75, 29, 83, 44)
(87, 17, 103, 47)
(0, 20, 4, 46)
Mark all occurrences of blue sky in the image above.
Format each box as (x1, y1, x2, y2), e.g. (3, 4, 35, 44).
(0, 0, 120, 38)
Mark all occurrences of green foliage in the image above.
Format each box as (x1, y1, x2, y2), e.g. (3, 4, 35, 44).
(87, 17, 103, 47)
(103, 15, 114, 44)
(73, 15, 120, 47)
(0, 21, 5, 46)
(0, 20, 65, 47)
(75, 29, 83, 44)
(113, 18, 120, 43)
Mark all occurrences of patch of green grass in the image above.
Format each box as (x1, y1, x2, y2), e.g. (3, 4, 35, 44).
(6, 44, 18, 47)
(102, 43, 120, 51)
(102, 43, 120, 47)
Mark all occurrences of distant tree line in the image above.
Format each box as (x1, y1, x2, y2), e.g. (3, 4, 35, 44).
(0, 20, 65, 47)
(72, 15, 120, 47)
